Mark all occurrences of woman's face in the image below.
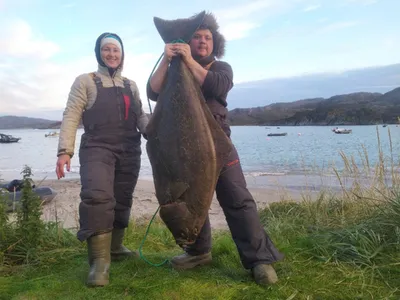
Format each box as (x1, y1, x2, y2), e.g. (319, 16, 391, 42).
(100, 43, 122, 68)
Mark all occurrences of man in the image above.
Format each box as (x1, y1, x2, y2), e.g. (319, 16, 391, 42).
(147, 12, 284, 286)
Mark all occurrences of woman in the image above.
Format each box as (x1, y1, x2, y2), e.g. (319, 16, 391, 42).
(55, 32, 148, 286)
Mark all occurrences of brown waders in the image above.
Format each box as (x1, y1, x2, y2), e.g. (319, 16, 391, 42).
(171, 110, 284, 285)
(78, 74, 142, 286)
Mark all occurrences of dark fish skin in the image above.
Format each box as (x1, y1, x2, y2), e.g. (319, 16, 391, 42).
(146, 12, 233, 247)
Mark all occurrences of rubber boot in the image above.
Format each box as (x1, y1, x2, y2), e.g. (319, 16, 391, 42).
(87, 232, 112, 287)
(252, 264, 278, 286)
(170, 252, 212, 270)
(110, 228, 137, 260)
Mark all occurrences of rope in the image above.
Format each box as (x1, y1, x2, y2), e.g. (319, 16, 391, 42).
(145, 38, 187, 115)
(138, 205, 169, 266)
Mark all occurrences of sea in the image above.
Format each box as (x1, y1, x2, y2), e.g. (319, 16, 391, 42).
(1, 125, 399, 191)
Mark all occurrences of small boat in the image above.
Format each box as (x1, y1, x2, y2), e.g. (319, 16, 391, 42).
(332, 127, 352, 134)
(267, 132, 287, 137)
(0, 133, 21, 143)
(45, 131, 59, 137)
(0, 179, 57, 213)
(383, 124, 388, 128)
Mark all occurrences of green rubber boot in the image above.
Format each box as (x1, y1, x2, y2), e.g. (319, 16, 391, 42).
(87, 232, 112, 287)
(252, 264, 279, 286)
(110, 228, 138, 261)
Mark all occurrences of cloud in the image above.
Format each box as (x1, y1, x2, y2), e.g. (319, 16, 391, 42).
(220, 21, 260, 41)
(216, 0, 287, 20)
(317, 21, 360, 33)
(303, 4, 321, 12)
(0, 19, 60, 59)
(0, 18, 158, 117)
(214, 0, 301, 40)
(344, 0, 377, 5)
(61, 3, 76, 8)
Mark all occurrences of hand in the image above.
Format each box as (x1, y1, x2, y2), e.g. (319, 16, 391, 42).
(164, 44, 177, 62)
(56, 154, 71, 179)
(171, 43, 193, 64)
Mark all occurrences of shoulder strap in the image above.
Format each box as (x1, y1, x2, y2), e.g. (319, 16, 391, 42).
(204, 61, 215, 71)
(122, 77, 131, 89)
(90, 72, 102, 88)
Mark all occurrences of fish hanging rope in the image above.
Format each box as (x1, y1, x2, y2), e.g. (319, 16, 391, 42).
(145, 38, 187, 115)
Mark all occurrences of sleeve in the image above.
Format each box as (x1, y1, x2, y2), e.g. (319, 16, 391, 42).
(202, 61, 234, 98)
(130, 80, 149, 134)
(146, 80, 159, 102)
(57, 75, 89, 158)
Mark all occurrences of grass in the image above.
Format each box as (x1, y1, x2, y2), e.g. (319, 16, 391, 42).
(1, 127, 399, 299)
(1, 193, 399, 300)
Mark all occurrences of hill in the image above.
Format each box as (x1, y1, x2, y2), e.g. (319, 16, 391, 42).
(227, 88, 400, 126)
(227, 63, 400, 109)
(1, 87, 399, 129)
(0, 116, 60, 129)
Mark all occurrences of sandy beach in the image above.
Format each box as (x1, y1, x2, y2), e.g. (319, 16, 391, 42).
(39, 178, 307, 231)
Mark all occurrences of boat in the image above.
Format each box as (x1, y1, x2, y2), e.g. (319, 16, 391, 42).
(45, 131, 59, 137)
(0, 179, 57, 213)
(332, 127, 352, 134)
(267, 132, 288, 137)
(0, 133, 21, 143)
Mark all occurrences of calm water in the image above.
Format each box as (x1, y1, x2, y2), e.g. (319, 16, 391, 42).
(0, 125, 399, 189)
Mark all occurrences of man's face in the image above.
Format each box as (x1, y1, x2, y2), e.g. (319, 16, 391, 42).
(189, 29, 213, 58)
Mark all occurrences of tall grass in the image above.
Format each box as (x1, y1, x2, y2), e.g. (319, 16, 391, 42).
(0, 166, 81, 273)
(260, 126, 400, 290)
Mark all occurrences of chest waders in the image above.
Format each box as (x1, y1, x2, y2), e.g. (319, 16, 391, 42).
(77, 74, 142, 286)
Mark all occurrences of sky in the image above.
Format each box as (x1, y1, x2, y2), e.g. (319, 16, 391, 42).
(0, 0, 399, 118)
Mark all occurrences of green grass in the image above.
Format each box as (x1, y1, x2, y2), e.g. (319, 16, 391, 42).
(1, 195, 400, 300)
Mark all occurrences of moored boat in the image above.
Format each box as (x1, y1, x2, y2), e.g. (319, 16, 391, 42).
(332, 127, 352, 134)
(267, 132, 288, 137)
(0, 133, 21, 143)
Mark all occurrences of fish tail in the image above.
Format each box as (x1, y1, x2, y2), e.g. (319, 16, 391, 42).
(153, 11, 206, 44)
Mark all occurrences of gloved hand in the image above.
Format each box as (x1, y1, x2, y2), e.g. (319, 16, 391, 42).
(142, 133, 148, 140)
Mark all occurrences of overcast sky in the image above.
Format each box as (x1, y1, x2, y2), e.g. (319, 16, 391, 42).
(0, 0, 398, 116)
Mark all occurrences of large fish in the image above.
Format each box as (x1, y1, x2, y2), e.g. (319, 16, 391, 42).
(146, 11, 233, 247)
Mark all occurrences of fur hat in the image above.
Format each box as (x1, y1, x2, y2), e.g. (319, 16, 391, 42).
(196, 12, 226, 59)
(153, 11, 226, 59)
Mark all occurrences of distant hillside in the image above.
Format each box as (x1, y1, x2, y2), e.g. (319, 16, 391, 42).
(2, 87, 400, 129)
(228, 87, 400, 126)
(227, 63, 400, 109)
(0, 116, 61, 129)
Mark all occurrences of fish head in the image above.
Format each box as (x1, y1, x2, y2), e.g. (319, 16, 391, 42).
(159, 202, 200, 247)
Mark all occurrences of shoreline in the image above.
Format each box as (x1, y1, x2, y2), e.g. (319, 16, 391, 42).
(39, 178, 310, 232)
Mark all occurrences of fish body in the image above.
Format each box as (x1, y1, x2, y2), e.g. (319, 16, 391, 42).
(146, 11, 233, 247)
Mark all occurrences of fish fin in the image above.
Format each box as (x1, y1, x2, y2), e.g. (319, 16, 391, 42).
(169, 181, 189, 201)
(201, 104, 234, 171)
(153, 11, 206, 43)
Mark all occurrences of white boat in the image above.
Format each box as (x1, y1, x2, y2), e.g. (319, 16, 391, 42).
(332, 127, 352, 134)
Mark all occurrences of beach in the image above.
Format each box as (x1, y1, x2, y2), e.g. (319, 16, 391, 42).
(40, 178, 307, 231)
